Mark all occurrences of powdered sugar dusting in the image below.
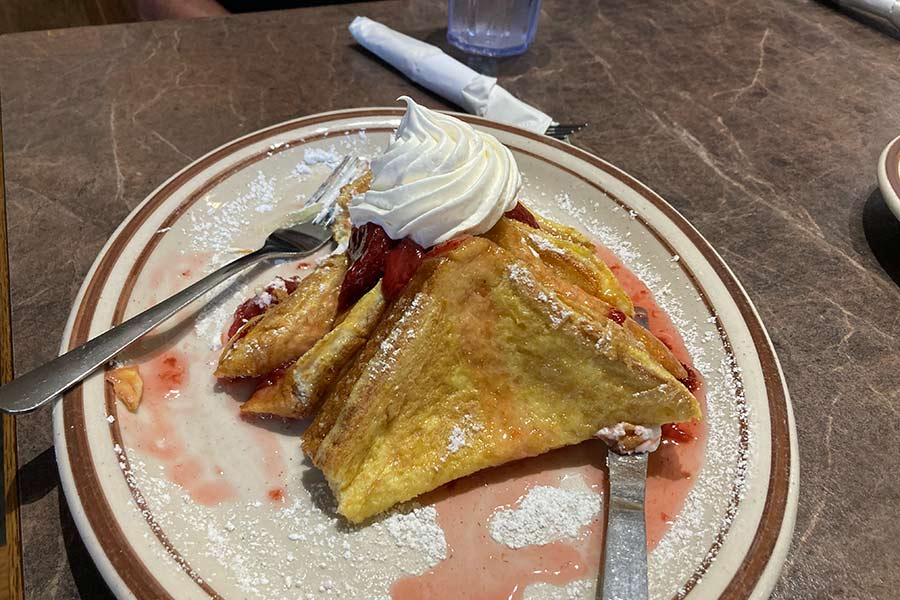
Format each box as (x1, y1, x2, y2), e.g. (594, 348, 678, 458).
(489, 485, 602, 549)
(442, 414, 484, 461)
(193, 289, 242, 352)
(249, 172, 276, 213)
(382, 505, 447, 564)
(291, 162, 313, 178)
(366, 293, 425, 377)
(524, 578, 595, 600)
(180, 134, 375, 267)
(122, 448, 445, 599)
(303, 146, 343, 170)
(506, 263, 576, 329)
(185, 170, 278, 256)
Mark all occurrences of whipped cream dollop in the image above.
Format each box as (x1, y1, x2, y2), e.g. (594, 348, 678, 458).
(349, 97, 521, 248)
(595, 423, 662, 454)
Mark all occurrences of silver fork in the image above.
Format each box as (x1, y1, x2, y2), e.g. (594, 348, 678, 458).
(0, 155, 365, 415)
(545, 122, 589, 140)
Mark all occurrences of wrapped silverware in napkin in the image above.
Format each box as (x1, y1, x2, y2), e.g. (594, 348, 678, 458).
(349, 16, 553, 134)
(835, 0, 900, 31)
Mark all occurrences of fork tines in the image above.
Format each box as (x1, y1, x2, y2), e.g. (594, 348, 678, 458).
(309, 156, 367, 227)
(545, 123, 589, 140)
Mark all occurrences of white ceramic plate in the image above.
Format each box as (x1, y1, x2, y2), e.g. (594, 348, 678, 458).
(878, 134, 900, 221)
(53, 109, 798, 600)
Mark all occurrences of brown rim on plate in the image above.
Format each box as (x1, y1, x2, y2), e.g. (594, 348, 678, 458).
(886, 136, 900, 200)
(60, 109, 789, 599)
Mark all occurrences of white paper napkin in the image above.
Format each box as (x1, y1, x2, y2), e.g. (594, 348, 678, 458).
(349, 16, 554, 134)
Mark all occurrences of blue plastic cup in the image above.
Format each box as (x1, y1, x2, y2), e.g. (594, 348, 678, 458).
(447, 0, 543, 57)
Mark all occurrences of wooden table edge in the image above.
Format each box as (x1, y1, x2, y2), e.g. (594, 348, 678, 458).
(0, 95, 24, 600)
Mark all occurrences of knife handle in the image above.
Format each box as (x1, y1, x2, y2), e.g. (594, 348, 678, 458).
(600, 450, 649, 600)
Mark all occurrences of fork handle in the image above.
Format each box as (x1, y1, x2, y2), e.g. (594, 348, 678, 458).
(600, 450, 649, 600)
(0, 248, 271, 415)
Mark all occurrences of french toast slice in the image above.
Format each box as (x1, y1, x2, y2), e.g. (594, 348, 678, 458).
(485, 216, 634, 315)
(241, 283, 387, 418)
(534, 214, 596, 247)
(486, 216, 684, 379)
(215, 255, 347, 379)
(302, 237, 701, 523)
(332, 171, 373, 248)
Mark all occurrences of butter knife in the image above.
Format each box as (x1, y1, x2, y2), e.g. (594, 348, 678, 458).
(600, 449, 650, 600)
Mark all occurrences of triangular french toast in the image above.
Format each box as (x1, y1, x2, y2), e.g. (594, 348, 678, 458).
(208, 97, 706, 529)
(485, 216, 634, 315)
(302, 237, 701, 523)
(487, 218, 686, 380)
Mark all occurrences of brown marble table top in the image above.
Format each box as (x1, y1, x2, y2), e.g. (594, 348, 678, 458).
(1, 0, 899, 598)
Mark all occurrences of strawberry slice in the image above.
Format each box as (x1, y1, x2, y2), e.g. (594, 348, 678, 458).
(504, 201, 540, 229)
(382, 239, 426, 301)
(662, 423, 695, 444)
(338, 223, 395, 311)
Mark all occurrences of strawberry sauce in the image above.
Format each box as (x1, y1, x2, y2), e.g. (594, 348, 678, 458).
(392, 445, 605, 600)
(226, 276, 301, 339)
(339, 223, 395, 310)
(382, 239, 426, 301)
(504, 202, 540, 229)
(127, 351, 237, 505)
(392, 242, 707, 599)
